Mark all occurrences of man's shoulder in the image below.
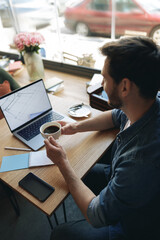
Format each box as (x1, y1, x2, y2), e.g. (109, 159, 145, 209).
(112, 108, 127, 129)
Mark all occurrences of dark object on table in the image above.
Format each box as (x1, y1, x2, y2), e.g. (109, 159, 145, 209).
(19, 172, 55, 202)
(87, 83, 113, 111)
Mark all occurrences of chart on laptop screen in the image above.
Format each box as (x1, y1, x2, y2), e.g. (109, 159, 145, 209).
(0, 81, 51, 131)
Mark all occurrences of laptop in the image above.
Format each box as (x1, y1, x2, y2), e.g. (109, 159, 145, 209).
(0, 79, 75, 151)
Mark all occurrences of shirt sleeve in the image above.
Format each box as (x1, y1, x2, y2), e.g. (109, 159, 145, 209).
(112, 109, 123, 128)
(112, 109, 128, 131)
(87, 195, 107, 228)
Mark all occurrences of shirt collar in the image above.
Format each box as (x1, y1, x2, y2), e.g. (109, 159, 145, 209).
(117, 97, 160, 143)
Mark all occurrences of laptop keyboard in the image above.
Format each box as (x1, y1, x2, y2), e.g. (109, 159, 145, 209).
(17, 112, 64, 141)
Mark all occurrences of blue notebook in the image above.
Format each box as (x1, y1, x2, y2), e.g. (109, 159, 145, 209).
(0, 150, 53, 173)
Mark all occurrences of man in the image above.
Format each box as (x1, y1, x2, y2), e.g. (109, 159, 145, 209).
(45, 37, 160, 240)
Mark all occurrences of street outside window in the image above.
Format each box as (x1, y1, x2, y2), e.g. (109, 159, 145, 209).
(0, 0, 160, 71)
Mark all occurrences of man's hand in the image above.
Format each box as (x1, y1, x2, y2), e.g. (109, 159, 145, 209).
(44, 136, 68, 167)
(44, 136, 96, 223)
(58, 121, 78, 135)
(58, 110, 114, 134)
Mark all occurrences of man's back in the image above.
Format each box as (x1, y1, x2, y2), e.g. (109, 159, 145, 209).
(100, 97, 160, 239)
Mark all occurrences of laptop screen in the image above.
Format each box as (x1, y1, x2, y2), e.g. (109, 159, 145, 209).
(0, 79, 52, 132)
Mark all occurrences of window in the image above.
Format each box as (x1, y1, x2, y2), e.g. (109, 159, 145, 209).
(89, 0, 109, 11)
(0, 0, 160, 78)
(116, 0, 140, 13)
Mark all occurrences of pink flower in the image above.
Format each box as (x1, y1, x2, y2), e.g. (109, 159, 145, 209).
(14, 32, 45, 53)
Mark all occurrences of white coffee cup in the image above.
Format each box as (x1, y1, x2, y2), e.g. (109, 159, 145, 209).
(40, 121, 61, 139)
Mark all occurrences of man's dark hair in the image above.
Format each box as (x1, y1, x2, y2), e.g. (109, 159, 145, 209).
(100, 37, 160, 99)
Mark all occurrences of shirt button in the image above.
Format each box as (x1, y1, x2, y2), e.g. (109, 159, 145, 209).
(117, 137, 121, 142)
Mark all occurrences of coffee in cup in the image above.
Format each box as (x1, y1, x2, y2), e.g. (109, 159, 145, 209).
(43, 125, 60, 134)
(40, 121, 61, 139)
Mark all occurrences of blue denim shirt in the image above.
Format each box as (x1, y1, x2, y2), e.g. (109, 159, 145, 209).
(87, 97, 160, 240)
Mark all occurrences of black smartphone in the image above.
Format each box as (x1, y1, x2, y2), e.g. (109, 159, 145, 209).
(19, 172, 55, 202)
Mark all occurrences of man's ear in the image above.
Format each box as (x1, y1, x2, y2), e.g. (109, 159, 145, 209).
(119, 78, 131, 97)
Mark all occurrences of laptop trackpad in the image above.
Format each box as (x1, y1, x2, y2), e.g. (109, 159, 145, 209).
(15, 132, 45, 151)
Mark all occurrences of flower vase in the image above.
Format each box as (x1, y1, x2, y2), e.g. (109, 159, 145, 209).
(23, 52, 44, 81)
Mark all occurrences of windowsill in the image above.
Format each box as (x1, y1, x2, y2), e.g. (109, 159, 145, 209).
(0, 50, 101, 78)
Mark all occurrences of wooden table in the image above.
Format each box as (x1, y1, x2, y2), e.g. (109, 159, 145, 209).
(0, 67, 117, 216)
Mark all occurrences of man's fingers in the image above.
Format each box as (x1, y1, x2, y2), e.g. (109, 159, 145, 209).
(46, 136, 60, 148)
(49, 136, 58, 144)
(44, 138, 50, 146)
(44, 137, 57, 148)
(58, 121, 68, 127)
